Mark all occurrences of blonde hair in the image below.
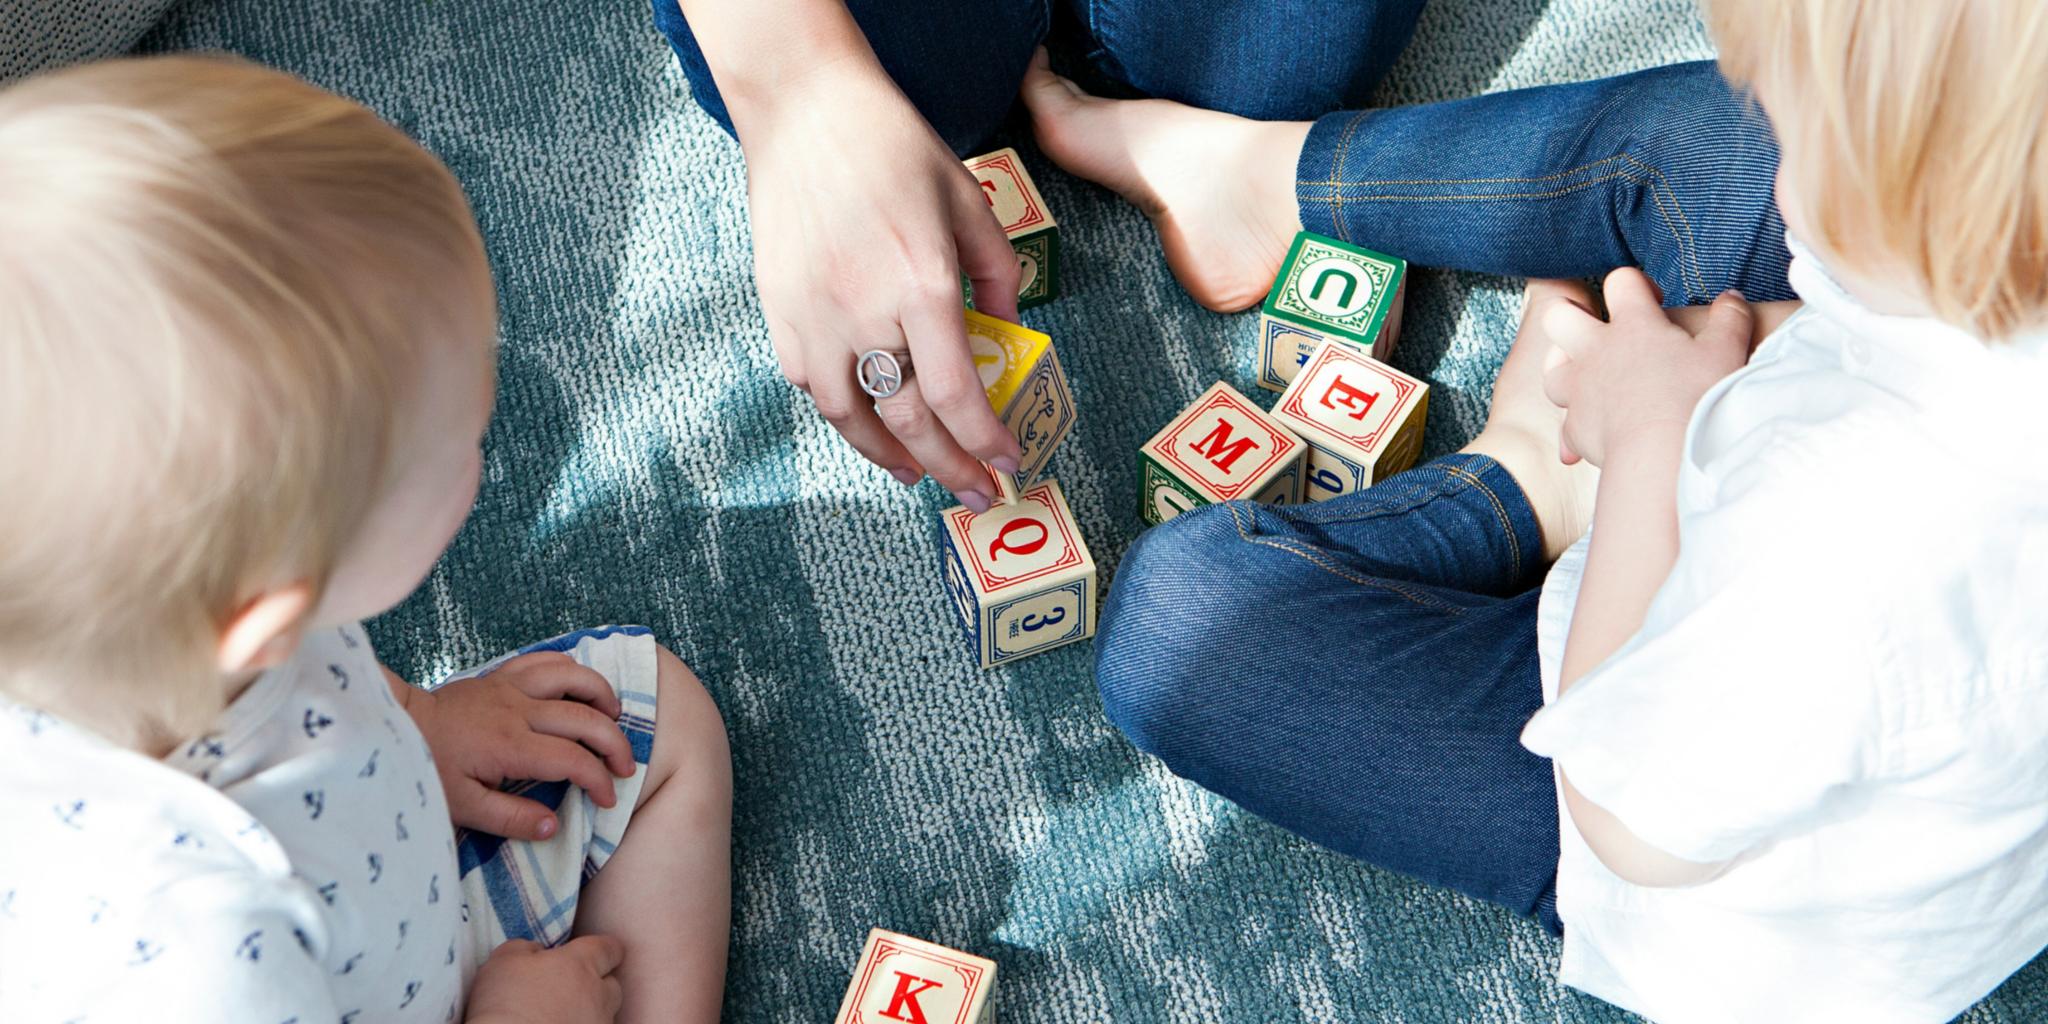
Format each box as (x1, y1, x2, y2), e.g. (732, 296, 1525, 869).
(0, 55, 494, 748)
(1705, 0, 2048, 339)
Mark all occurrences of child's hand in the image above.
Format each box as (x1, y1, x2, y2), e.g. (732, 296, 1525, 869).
(465, 936, 624, 1024)
(401, 653, 636, 841)
(1541, 268, 1753, 468)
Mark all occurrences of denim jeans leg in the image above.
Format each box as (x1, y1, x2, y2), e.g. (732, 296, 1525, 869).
(1297, 60, 1793, 304)
(1095, 454, 1562, 932)
(649, 0, 1050, 156)
(1068, 0, 1429, 120)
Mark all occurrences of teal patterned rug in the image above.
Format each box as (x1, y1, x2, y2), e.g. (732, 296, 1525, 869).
(138, 1, 2048, 1019)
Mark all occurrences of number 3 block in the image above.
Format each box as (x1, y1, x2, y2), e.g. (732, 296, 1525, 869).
(939, 479, 1097, 668)
(1138, 381, 1305, 526)
(1255, 230, 1407, 392)
(836, 929, 996, 1024)
(965, 147, 1060, 310)
(966, 309, 1074, 503)
(1271, 339, 1429, 500)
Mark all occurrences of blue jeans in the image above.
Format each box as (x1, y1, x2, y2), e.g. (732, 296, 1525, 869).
(1095, 454, 1563, 934)
(650, 0, 1792, 303)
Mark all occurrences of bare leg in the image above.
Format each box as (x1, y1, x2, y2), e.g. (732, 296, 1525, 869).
(1021, 49, 1308, 313)
(575, 647, 733, 1024)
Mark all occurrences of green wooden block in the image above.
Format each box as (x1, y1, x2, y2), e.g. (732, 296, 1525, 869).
(1255, 231, 1406, 392)
(1139, 454, 1205, 527)
(1012, 228, 1059, 310)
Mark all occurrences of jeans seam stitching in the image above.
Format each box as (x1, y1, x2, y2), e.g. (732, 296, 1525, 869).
(1440, 462, 1523, 581)
(1225, 503, 1466, 615)
(1295, 166, 1641, 202)
(1295, 153, 1631, 189)
(1617, 152, 1708, 300)
(1325, 112, 1368, 242)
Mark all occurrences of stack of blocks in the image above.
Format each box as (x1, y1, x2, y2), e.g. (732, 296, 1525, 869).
(1139, 230, 1429, 524)
(965, 147, 1060, 311)
(836, 929, 997, 1024)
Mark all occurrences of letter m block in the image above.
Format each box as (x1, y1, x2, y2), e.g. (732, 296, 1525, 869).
(836, 929, 998, 1024)
(1137, 381, 1305, 526)
(1255, 230, 1407, 392)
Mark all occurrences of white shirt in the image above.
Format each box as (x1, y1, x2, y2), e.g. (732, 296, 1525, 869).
(1522, 240, 2048, 1023)
(0, 624, 469, 1023)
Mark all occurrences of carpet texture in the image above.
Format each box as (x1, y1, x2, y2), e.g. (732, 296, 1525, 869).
(132, 0, 2048, 1020)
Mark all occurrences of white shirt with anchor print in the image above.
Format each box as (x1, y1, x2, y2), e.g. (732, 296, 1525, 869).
(0, 623, 470, 1023)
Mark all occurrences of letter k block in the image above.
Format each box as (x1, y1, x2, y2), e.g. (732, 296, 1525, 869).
(836, 929, 997, 1024)
(1137, 381, 1306, 526)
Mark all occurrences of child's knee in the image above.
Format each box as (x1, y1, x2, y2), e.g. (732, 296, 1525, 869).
(643, 645, 732, 817)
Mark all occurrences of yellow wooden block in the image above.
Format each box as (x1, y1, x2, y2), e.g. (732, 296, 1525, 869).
(836, 929, 997, 1024)
(966, 309, 1074, 502)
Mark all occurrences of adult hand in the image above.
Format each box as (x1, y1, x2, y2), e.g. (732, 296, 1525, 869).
(734, 60, 1024, 511)
(1541, 268, 1752, 468)
(465, 936, 626, 1024)
(395, 653, 635, 841)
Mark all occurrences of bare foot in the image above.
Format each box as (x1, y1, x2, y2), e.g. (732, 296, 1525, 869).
(1464, 280, 1602, 561)
(1020, 49, 1308, 313)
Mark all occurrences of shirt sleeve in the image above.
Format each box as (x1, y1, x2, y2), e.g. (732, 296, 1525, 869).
(1521, 442, 1893, 866)
(67, 869, 339, 1024)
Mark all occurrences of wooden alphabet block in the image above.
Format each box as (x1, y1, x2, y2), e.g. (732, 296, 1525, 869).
(1137, 381, 1305, 526)
(965, 147, 1060, 310)
(939, 479, 1096, 669)
(1271, 338, 1429, 501)
(966, 309, 1074, 503)
(1255, 230, 1407, 392)
(835, 929, 996, 1024)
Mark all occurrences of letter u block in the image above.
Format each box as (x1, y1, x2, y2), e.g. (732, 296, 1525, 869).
(965, 147, 1060, 310)
(1255, 230, 1407, 392)
(939, 479, 1097, 669)
(836, 929, 996, 1024)
(966, 309, 1075, 503)
(1138, 381, 1305, 526)
(1271, 339, 1429, 501)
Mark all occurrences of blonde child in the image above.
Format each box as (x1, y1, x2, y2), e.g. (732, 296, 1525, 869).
(1083, 2, 2048, 1021)
(0, 56, 732, 1023)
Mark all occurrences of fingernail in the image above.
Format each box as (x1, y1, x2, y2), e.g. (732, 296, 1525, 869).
(959, 490, 993, 514)
(890, 467, 921, 486)
(536, 816, 556, 839)
(993, 455, 1021, 477)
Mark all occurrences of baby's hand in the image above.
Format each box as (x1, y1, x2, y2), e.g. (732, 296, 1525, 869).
(1541, 268, 1752, 468)
(402, 652, 636, 841)
(465, 936, 624, 1024)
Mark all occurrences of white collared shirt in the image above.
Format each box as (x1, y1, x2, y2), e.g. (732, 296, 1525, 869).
(1522, 238, 2048, 1024)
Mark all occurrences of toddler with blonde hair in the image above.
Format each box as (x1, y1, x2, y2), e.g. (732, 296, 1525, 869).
(1081, 1, 2048, 1020)
(0, 55, 731, 1023)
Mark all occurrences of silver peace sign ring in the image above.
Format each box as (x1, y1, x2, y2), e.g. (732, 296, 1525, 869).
(857, 349, 912, 400)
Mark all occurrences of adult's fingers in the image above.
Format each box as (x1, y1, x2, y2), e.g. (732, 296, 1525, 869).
(502, 654, 620, 720)
(899, 297, 1021, 471)
(531, 700, 635, 778)
(458, 785, 558, 842)
(875, 374, 997, 510)
(809, 344, 924, 484)
(951, 169, 1022, 326)
(564, 934, 627, 977)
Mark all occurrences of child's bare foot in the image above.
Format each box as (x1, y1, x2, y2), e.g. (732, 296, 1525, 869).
(1465, 280, 1603, 561)
(1020, 49, 1308, 313)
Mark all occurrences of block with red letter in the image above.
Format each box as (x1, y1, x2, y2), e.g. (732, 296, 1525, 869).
(1255, 230, 1407, 392)
(939, 479, 1096, 668)
(965, 146, 1060, 310)
(966, 309, 1074, 503)
(1272, 339, 1429, 501)
(835, 929, 997, 1024)
(1137, 382, 1305, 526)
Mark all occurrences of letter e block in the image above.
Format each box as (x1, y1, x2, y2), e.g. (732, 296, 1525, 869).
(836, 929, 996, 1024)
(939, 479, 1096, 669)
(965, 147, 1060, 310)
(966, 309, 1075, 502)
(1255, 230, 1407, 392)
(1137, 381, 1305, 526)
(1271, 339, 1429, 501)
